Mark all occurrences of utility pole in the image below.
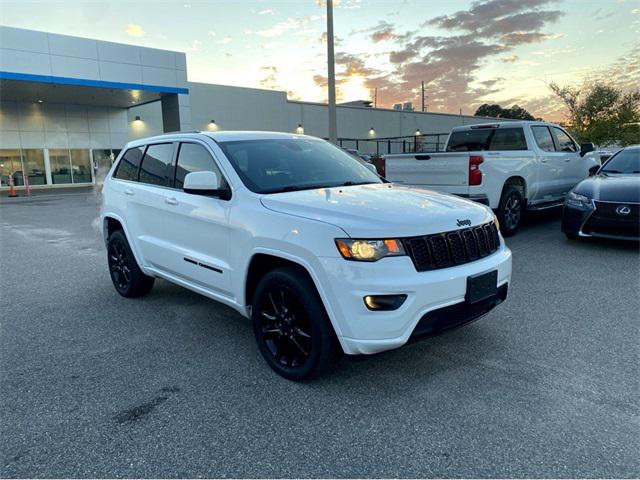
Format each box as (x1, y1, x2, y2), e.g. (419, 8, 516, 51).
(421, 81, 425, 112)
(374, 88, 377, 108)
(326, 0, 338, 144)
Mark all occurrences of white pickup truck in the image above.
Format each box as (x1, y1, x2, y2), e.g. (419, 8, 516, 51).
(377, 121, 600, 236)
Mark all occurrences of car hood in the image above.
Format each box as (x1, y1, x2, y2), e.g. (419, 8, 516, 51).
(260, 183, 493, 238)
(574, 174, 640, 203)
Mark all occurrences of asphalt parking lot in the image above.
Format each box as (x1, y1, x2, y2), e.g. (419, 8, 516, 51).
(1, 190, 638, 478)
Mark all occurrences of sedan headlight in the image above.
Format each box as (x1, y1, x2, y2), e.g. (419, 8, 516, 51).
(335, 238, 405, 262)
(565, 191, 594, 210)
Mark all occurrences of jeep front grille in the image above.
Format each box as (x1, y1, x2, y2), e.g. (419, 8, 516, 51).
(403, 222, 500, 272)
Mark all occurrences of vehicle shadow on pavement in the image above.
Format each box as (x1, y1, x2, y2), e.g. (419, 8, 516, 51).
(141, 277, 505, 387)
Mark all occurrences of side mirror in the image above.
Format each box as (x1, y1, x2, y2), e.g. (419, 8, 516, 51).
(183, 171, 230, 199)
(580, 142, 595, 157)
(588, 165, 599, 176)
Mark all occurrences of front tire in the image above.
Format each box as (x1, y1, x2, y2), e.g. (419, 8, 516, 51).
(251, 267, 338, 381)
(107, 230, 155, 297)
(497, 185, 524, 237)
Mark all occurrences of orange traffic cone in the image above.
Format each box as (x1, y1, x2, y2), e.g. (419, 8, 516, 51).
(7, 175, 18, 198)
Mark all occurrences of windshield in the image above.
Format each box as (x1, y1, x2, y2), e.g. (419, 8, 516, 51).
(218, 137, 382, 194)
(601, 148, 640, 174)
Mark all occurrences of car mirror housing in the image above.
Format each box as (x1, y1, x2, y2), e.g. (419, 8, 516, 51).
(588, 165, 599, 176)
(183, 171, 230, 199)
(580, 142, 595, 157)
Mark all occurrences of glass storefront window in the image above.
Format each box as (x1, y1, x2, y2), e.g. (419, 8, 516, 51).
(0, 149, 23, 187)
(49, 149, 72, 184)
(70, 149, 92, 183)
(22, 149, 47, 185)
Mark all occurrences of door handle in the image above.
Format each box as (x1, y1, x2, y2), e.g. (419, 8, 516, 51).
(165, 197, 178, 206)
(124, 188, 134, 196)
(541, 159, 548, 163)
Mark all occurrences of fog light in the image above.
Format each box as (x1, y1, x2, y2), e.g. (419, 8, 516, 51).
(363, 294, 407, 311)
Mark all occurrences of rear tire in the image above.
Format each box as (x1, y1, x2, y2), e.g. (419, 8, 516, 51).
(252, 267, 339, 381)
(107, 229, 155, 298)
(497, 185, 524, 237)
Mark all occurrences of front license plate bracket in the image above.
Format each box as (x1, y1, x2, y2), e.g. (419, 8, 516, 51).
(466, 270, 498, 304)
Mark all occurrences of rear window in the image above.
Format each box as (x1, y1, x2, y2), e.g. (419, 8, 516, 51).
(113, 147, 144, 181)
(447, 127, 528, 152)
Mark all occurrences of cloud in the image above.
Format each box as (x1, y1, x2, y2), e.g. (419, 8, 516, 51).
(216, 36, 232, 44)
(258, 8, 275, 15)
(427, 0, 558, 31)
(368, 21, 396, 43)
(185, 39, 201, 52)
(260, 66, 281, 90)
(126, 23, 145, 38)
(255, 15, 321, 38)
(207, 31, 217, 37)
(315, 0, 361, 8)
(357, 0, 567, 112)
(501, 54, 520, 63)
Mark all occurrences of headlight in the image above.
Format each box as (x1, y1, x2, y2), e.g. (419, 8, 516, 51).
(335, 238, 405, 262)
(565, 191, 594, 210)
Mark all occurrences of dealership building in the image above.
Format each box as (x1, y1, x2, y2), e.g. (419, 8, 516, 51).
(0, 25, 496, 191)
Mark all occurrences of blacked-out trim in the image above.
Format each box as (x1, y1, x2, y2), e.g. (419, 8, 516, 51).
(183, 257, 223, 274)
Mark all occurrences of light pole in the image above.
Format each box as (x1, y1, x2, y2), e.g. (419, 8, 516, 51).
(326, 0, 338, 144)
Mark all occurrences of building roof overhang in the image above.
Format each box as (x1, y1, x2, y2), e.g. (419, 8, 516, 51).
(0, 71, 188, 108)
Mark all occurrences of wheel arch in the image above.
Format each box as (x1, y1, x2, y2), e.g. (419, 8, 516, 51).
(243, 251, 345, 341)
(103, 216, 124, 244)
(503, 176, 527, 202)
(102, 214, 147, 273)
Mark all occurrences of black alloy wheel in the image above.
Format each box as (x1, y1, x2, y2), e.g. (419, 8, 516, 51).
(252, 267, 338, 381)
(258, 286, 313, 368)
(106, 229, 155, 297)
(109, 237, 132, 291)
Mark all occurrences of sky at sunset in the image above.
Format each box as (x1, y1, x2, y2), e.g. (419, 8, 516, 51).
(1, 0, 639, 121)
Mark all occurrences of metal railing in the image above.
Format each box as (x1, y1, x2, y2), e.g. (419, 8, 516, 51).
(335, 133, 449, 156)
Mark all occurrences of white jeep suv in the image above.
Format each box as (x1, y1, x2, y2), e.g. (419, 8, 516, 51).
(101, 131, 512, 380)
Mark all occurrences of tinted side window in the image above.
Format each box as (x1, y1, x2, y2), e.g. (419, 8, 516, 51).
(488, 128, 527, 151)
(531, 126, 555, 152)
(552, 128, 577, 152)
(175, 142, 226, 189)
(139, 143, 174, 187)
(113, 147, 144, 181)
(446, 130, 493, 152)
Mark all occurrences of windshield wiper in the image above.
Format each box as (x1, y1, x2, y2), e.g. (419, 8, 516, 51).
(337, 181, 376, 187)
(601, 169, 623, 174)
(261, 184, 333, 194)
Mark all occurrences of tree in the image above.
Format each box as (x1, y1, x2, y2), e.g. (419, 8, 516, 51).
(503, 105, 536, 121)
(475, 103, 504, 118)
(549, 81, 640, 146)
(474, 103, 536, 120)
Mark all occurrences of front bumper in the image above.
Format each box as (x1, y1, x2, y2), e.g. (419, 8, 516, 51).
(561, 204, 592, 236)
(318, 244, 512, 355)
(562, 203, 640, 240)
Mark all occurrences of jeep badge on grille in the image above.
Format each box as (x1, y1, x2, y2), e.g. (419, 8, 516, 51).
(457, 219, 472, 227)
